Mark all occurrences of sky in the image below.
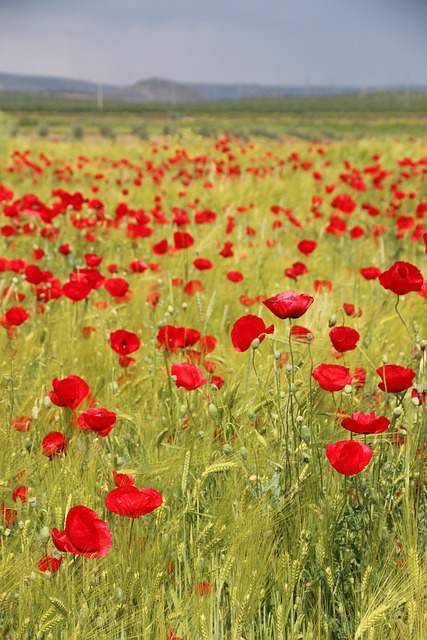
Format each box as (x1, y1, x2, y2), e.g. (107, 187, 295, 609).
(1, 0, 426, 87)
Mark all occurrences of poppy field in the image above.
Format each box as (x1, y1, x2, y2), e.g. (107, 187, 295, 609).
(0, 129, 426, 639)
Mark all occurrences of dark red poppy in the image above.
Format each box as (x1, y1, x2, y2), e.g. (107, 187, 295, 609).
(105, 486, 162, 518)
(230, 315, 274, 352)
(378, 261, 424, 295)
(312, 364, 352, 392)
(171, 363, 208, 390)
(341, 412, 390, 434)
(104, 278, 129, 298)
(352, 367, 366, 388)
(129, 259, 148, 273)
(113, 470, 136, 487)
(329, 326, 360, 353)
(263, 291, 314, 320)
(376, 365, 416, 393)
(326, 440, 373, 475)
(38, 554, 63, 573)
(1, 504, 17, 525)
(331, 194, 356, 214)
(1, 306, 30, 327)
(195, 582, 213, 596)
(42, 431, 69, 459)
(52, 505, 112, 558)
(152, 239, 169, 255)
(110, 329, 140, 355)
(50, 375, 89, 410)
(78, 408, 117, 437)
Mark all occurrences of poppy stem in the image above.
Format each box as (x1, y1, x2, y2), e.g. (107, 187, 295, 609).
(394, 295, 414, 343)
(129, 518, 135, 553)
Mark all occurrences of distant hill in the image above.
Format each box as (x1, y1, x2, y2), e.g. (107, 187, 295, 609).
(113, 77, 202, 102)
(0, 71, 426, 102)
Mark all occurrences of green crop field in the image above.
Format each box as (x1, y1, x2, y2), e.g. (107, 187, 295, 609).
(0, 120, 426, 639)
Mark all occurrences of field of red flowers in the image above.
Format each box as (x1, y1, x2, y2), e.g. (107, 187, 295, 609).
(0, 131, 426, 639)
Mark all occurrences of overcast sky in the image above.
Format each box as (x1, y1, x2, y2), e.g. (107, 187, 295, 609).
(1, 0, 426, 87)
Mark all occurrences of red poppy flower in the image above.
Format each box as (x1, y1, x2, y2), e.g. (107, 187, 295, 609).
(195, 582, 213, 596)
(1, 306, 30, 327)
(352, 367, 366, 388)
(378, 261, 424, 295)
(156, 325, 200, 352)
(62, 280, 92, 301)
(230, 315, 274, 352)
(341, 412, 390, 435)
(329, 326, 360, 353)
(12, 415, 32, 432)
(129, 259, 148, 274)
(52, 505, 112, 558)
(326, 440, 373, 475)
(105, 486, 162, 518)
(331, 194, 356, 214)
(263, 291, 314, 320)
(174, 231, 194, 249)
(12, 486, 27, 503)
(312, 364, 352, 392)
(50, 375, 89, 410)
(184, 280, 203, 295)
(113, 470, 136, 487)
(78, 408, 117, 437)
(297, 240, 317, 256)
(376, 365, 416, 393)
(193, 258, 213, 271)
(110, 329, 140, 355)
(171, 363, 208, 390)
(104, 277, 129, 298)
(84, 253, 103, 267)
(290, 325, 314, 343)
(360, 267, 382, 280)
(227, 271, 244, 283)
(152, 239, 169, 255)
(1, 504, 17, 525)
(42, 431, 69, 459)
(38, 554, 63, 573)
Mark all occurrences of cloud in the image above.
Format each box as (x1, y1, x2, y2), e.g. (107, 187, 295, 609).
(0, 0, 425, 85)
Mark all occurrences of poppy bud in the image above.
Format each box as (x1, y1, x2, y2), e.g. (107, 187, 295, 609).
(251, 338, 260, 349)
(328, 314, 337, 328)
(240, 447, 248, 460)
(223, 444, 233, 456)
(381, 355, 388, 364)
(208, 403, 218, 419)
(43, 396, 51, 410)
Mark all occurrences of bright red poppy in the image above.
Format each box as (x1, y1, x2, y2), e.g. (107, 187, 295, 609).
(297, 240, 318, 256)
(263, 291, 314, 320)
(378, 261, 424, 295)
(1, 306, 30, 327)
(156, 325, 200, 352)
(376, 365, 416, 393)
(230, 315, 274, 352)
(360, 267, 382, 280)
(341, 412, 390, 434)
(78, 408, 117, 437)
(12, 415, 32, 432)
(312, 364, 352, 392)
(290, 325, 314, 343)
(329, 326, 360, 353)
(49, 375, 89, 410)
(62, 280, 92, 301)
(105, 485, 163, 518)
(110, 329, 140, 355)
(193, 258, 213, 271)
(52, 506, 112, 558)
(171, 363, 208, 390)
(104, 277, 129, 298)
(326, 440, 373, 475)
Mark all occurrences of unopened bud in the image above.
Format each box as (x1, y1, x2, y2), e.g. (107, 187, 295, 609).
(251, 338, 260, 350)
(240, 446, 248, 460)
(328, 314, 337, 328)
(208, 403, 218, 419)
(43, 396, 51, 410)
(381, 355, 388, 364)
(223, 444, 233, 456)
(393, 406, 403, 417)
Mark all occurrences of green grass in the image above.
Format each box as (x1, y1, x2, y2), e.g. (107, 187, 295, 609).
(0, 129, 426, 639)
